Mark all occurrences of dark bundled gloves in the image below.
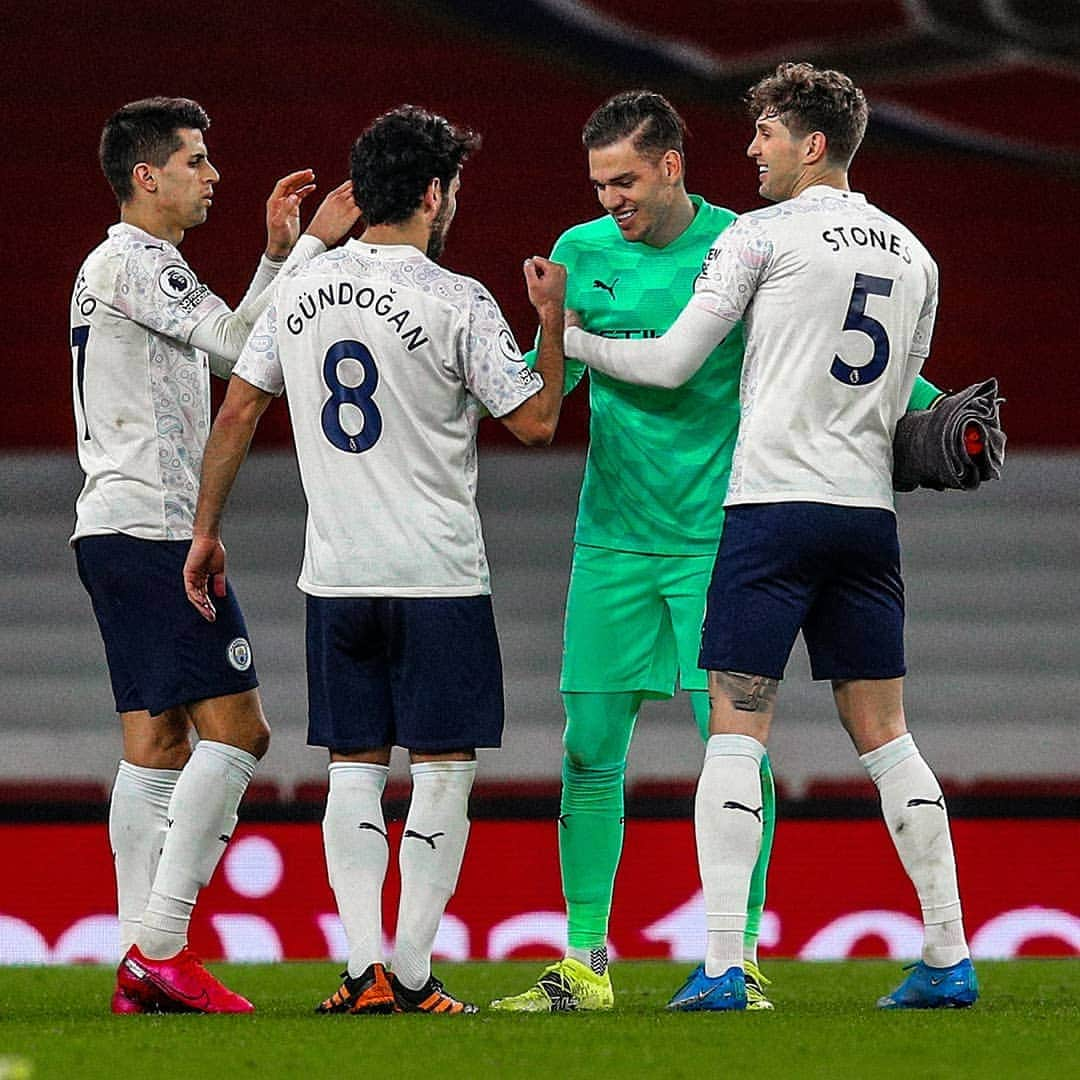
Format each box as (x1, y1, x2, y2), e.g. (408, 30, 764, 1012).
(893, 378, 1006, 492)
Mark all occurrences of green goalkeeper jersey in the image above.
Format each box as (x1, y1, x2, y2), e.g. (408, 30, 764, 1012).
(527, 195, 941, 556)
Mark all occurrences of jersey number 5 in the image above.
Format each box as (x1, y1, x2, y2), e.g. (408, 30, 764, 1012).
(830, 273, 894, 386)
(320, 339, 383, 453)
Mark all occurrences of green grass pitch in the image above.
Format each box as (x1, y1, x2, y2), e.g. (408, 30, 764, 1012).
(0, 960, 1077, 1079)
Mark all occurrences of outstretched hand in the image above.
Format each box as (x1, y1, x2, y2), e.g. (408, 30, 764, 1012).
(306, 180, 362, 247)
(265, 169, 318, 258)
(184, 535, 228, 623)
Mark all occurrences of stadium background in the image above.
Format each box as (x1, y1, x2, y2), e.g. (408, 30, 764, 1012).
(2, 0, 1078, 964)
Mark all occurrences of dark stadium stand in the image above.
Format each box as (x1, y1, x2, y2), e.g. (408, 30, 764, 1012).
(6, 0, 1080, 448)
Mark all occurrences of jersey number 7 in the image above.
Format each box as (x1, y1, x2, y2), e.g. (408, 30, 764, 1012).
(71, 325, 91, 440)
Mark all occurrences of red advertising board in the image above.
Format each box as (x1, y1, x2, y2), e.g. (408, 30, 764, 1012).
(3, 820, 1077, 964)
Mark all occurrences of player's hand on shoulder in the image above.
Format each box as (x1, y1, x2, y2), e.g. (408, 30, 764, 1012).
(183, 535, 229, 623)
(306, 179, 362, 247)
(523, 256, 567, 317)
(265, 169, 318, 259)
(564, 308, 582, 330)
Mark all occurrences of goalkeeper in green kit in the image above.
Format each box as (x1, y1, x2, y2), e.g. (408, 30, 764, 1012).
(490, 91, 943, 1013)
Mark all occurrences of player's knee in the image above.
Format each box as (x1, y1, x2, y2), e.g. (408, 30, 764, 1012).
(562, 726, 624, 778)
(712, 670, 778, 713)
(247, 723, 271, 761)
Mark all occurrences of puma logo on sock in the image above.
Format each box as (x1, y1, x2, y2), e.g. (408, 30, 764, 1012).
(723, 800, 763, 821)
(907, 795, 946, 809)
(403, 829, 445, 850)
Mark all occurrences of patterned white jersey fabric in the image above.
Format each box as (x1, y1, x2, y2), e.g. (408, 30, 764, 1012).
(692, 185, 938, 511)
(234, 240, 543, 597)
(70, 223, 231, 541)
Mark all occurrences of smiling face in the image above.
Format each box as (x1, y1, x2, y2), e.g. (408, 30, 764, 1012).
(147, 128, 220, 235)
(746, 111, 808, 202)
(588, 135, 687, 248)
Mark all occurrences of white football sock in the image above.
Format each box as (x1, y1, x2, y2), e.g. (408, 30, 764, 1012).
(392, 760, 475, 990)
(109, 760, 181, 957)
(861, 733, 970, 967)
(696, 735, 765, 977)
(567, 946, 608, 975)
(323, 761, 390, 978)
(138, 740, 256, 959)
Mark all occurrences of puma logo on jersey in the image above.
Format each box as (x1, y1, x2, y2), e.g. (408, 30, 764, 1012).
(592, 277, 619, 299)
(907, 795, 946, 809)
(404, 829, 445, 850)
(723, 800, 763, 821)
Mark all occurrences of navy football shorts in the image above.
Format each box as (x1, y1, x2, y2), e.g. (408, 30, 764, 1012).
(305, 594, 505, 753)
(699, 502, 905, 681)
(75, 534, 259, 715)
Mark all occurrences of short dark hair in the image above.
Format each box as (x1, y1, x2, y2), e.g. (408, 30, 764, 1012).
(582, 90, 687, 162)
(350, 106, 481, 226)
(746, 63, 868, 167)
(99, 97, 210, 205)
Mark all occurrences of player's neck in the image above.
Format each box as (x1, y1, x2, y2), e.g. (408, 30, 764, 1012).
(645, 192, 696, 249)
(361, 221, 428, 254)
(790, 167, 849, 200)
(120, 204, 184, 247)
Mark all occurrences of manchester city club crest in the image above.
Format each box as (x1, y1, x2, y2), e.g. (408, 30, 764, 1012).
(227, 637, 252, 671)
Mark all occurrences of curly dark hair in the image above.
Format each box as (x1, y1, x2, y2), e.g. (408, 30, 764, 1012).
(582, 90, 687, 163)
(99, 97, 210, 205)
(350, 106, 481, 226)
(746, 63, 868, 167)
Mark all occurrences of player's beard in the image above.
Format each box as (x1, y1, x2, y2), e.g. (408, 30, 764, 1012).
(426, 202, 452, 261)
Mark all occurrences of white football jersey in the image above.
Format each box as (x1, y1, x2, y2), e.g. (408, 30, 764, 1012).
(233, 240, 543, 597)
(692, 186, 938, 510)
(70, 223, 230, 541)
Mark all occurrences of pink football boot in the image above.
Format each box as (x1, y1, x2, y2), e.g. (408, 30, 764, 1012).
(117, 944, 254, 1013)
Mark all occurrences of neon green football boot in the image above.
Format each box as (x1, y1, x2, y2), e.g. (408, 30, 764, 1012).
(490, 957, 614, 1012)
(744, 959, 775, 1011)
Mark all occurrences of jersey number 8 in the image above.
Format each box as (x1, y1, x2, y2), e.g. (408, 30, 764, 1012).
(320, 339, 383, 453)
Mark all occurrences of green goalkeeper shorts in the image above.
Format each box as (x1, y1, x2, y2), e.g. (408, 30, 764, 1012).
(560, 544, 717, 696)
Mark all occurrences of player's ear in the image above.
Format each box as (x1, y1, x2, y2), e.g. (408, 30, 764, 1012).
(132, 162, 157, 195)
(804, 131, 828, 166)
(662, 149, 684, 183)
(424, 176, 443, 216)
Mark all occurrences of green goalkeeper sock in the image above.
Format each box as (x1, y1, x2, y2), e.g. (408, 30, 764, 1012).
(745, 752, 776, 959)
(560, 692, 639, 951)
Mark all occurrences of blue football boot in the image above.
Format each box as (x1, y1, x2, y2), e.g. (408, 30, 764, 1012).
(666, 964, 747, 1011)
(877, 957, 979, 1009)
